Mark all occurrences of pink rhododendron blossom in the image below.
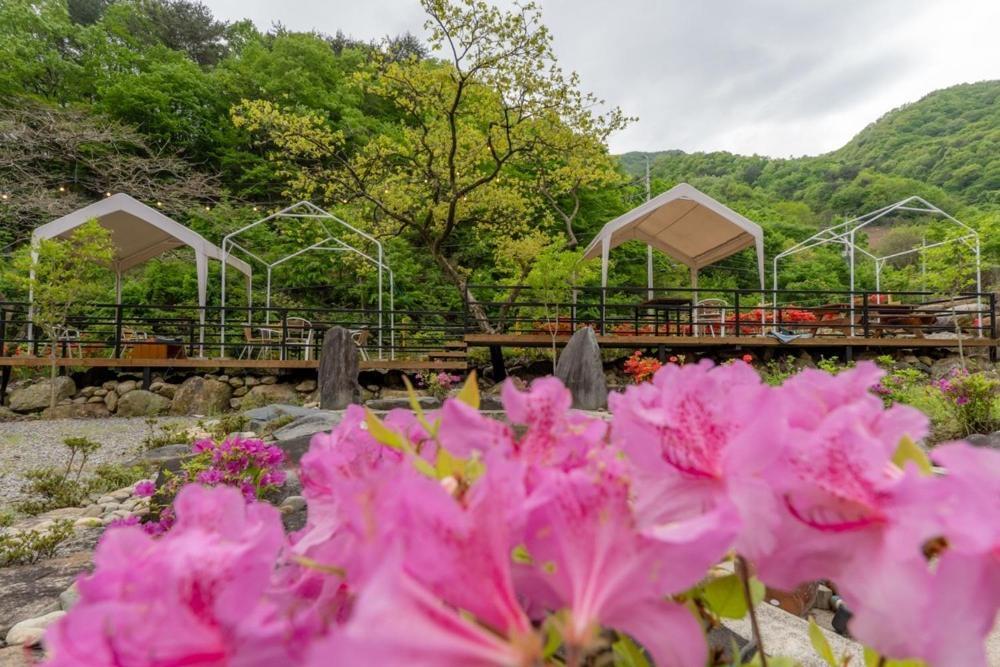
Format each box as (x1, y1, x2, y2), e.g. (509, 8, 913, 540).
(746, 363, 933, 589)
(841, 442, 1000, 667)
(609, 360, 778, 558)
(132, 479, 155, 497)
(516, 457, 726, 667)
(46, 485, 292, 666)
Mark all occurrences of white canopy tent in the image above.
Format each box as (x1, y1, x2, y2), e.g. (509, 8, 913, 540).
(29, 193, 253, 346)
(583, 182, 766, 292)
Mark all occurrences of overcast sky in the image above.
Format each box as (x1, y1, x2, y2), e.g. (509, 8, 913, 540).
(202, 0, 1000, 157)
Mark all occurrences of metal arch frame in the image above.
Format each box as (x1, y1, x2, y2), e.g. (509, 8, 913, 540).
(220, 201, 392, 358)
(772, 196, 982, 335)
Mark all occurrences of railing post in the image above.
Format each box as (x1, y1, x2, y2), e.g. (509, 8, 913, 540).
(281, 309, 288, 361)
(0, 307, 6, 356)
(733, 291, 741, 338)
(989, 293, 997, 363)
(861, 292, 870, 339)
(114, 304, 123, 358)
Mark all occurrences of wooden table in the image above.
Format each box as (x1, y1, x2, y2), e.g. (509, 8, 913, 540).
(125, 340, 187, 360)
(634, 297, 693, 335)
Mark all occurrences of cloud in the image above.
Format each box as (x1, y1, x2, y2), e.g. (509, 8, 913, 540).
(201, 0, 1000, 157)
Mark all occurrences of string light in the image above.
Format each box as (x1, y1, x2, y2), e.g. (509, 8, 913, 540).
(58, 186, 65, 192)
(156, 201, 163, 207)
(105, 192, 112, 197)
(1, 194, 8, 201)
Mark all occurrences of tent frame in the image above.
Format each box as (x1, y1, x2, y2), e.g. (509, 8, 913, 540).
(220, 202, 393, 358)
(772, 196, 982, 335)
(27, 193, 252, 353)
(583, 182, 766, 333)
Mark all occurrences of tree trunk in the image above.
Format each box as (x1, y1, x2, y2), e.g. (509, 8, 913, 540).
(431, 251, 496, 334)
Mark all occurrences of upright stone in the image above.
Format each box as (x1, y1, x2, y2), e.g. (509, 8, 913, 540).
(555, 327, 607, 410)
(318, 327, 358, 410)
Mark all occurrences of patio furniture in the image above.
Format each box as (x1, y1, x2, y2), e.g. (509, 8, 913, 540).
(283, 317, 315, 360)
(351, 328, 370, 361)
(125, 337, 187, 360)
(240, 326, 278, 360)
(633, 297, 693, 335)
(54, 325, 83, 358)
(695, 298, 728, 337)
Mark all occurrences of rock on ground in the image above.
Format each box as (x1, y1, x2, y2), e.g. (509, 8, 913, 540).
(555, 327, 608, 410)
(0, 551, 90, 638)
(8, 378, 76, 413)
(245, 384, 299, 406)
(39, 403, 110, 420)
(115, 390, 170, 418)
(170, 377, 232, 416)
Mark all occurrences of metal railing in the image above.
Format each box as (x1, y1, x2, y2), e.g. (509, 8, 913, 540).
(0, 286, 994, 364)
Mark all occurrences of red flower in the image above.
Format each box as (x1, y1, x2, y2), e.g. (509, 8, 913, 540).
(741, 354, 753, 363)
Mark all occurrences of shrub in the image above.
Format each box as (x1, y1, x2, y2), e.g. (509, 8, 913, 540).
(144, 436, 286, 535)
(934, 368, 1000, 435)
(415, 371, 462, 400)
(623, 350, 661, 384)
(0, 519, 74, 566)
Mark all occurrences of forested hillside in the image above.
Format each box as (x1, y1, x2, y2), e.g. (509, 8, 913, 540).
(1, 0, 997, 319)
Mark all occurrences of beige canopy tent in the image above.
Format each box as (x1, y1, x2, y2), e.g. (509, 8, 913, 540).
(583, 182, 765, 292)
(29, 193, 252, 346)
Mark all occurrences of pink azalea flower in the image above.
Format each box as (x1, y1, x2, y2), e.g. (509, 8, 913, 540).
(840, 443, 1000, 666)
(306, 556, 541, 667)
(45, 485, 291, 666)
(609, 360, 777, 556)
(132, 479, 156, 497)
(438, 377, 607, 469)
(746, 363, 933, 589)
(516, 457, 727, 667)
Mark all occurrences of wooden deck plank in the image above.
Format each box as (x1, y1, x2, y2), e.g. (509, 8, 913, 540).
(463, 333, 999, 349)
(0, 357, 467, 371)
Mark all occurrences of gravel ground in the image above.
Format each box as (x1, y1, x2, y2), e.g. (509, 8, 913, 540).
(0, 417, 197, 510)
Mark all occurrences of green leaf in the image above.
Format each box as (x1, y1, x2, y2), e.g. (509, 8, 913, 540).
(864, 647, 927, 667)
(702, 574, 748, 619)
(611, 633, 651, 667)
(364, 409, 408, 451)
(808, 617, 837, 667)
(892, 436, 932, 475)
(455, 370, 480, 410)
(541, 621, 562, 659)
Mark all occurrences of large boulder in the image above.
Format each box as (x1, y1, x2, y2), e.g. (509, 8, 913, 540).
(318, 327, 358, 410)
(554, 327, 608, 410)
(271, 411, 344, 463)
(40, 403, 111, 419)
(365, 396, 440, 411)
(8, 377, 76, 413)
(245, 383, 299, 407)
(244, 403, 317, 431)
(0, 406, 19, 421)
(0, 550, 91, 638)
(170, 377, 232, 416)
(964, 432, 1000, 450)
(116, 389, 171, 417)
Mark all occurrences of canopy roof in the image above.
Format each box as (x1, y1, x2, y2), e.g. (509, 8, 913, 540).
(583, 182, 765, 287)
(31, 193, 251, 277)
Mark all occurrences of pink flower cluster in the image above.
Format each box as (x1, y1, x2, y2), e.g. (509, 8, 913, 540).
(44, 362, 999, 666)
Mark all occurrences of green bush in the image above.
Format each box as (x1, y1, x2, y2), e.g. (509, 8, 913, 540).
(934, 369, 1000, 436)
(16, 463, 150, 515)
(0, 519, 74, 566)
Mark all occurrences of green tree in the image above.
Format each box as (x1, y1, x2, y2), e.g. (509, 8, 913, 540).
(4, 221, 115, 407)
(233, 0, 630, 330)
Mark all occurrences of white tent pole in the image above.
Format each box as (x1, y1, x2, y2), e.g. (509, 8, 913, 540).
(114, 269, 122, 305)
(691, 267, 699, 337)
(646, 246, 654, 301)
(377, 245, 384, 360)
(27, 240, 38, 346)
(195, 250, 208, 356)
(849, 231, 856, 337)
(220, 239, 227, 358)
(265, 267, 272, 325)
(975, 238, 983, 337)
(600, 236, 609, 332)
(875, 259, 881, 293)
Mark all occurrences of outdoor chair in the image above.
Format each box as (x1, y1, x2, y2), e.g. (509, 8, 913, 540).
(283, 317, 315, 360)
(351, 328, 370, 361)
(240, 325, 278, 360)
(694, 299, 728, 337)
(53, 325, 83, 358)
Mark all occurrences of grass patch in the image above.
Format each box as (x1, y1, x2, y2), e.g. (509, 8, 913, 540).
(0, 519, 74, 566)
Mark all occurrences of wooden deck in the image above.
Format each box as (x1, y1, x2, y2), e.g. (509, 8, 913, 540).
(0, 357, 468, 371)
(463, 333, 1000, 350)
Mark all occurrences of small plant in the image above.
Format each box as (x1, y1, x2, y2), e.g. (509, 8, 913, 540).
(416, 371, 462, 400)
(934, 368, 1000, 435)
(202, 413, 250, 441)
(0, 509, 16, 528)
(260, 414, 296, 438)
(144, 421, 196, 449)
(0, 519, 74, 566)
(143, 436, 286, 535)
(62, 436, 101, 481)
(623, 350, 662, 384)
(16, 454, 150, 515)
(871, 367, 926, 407)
